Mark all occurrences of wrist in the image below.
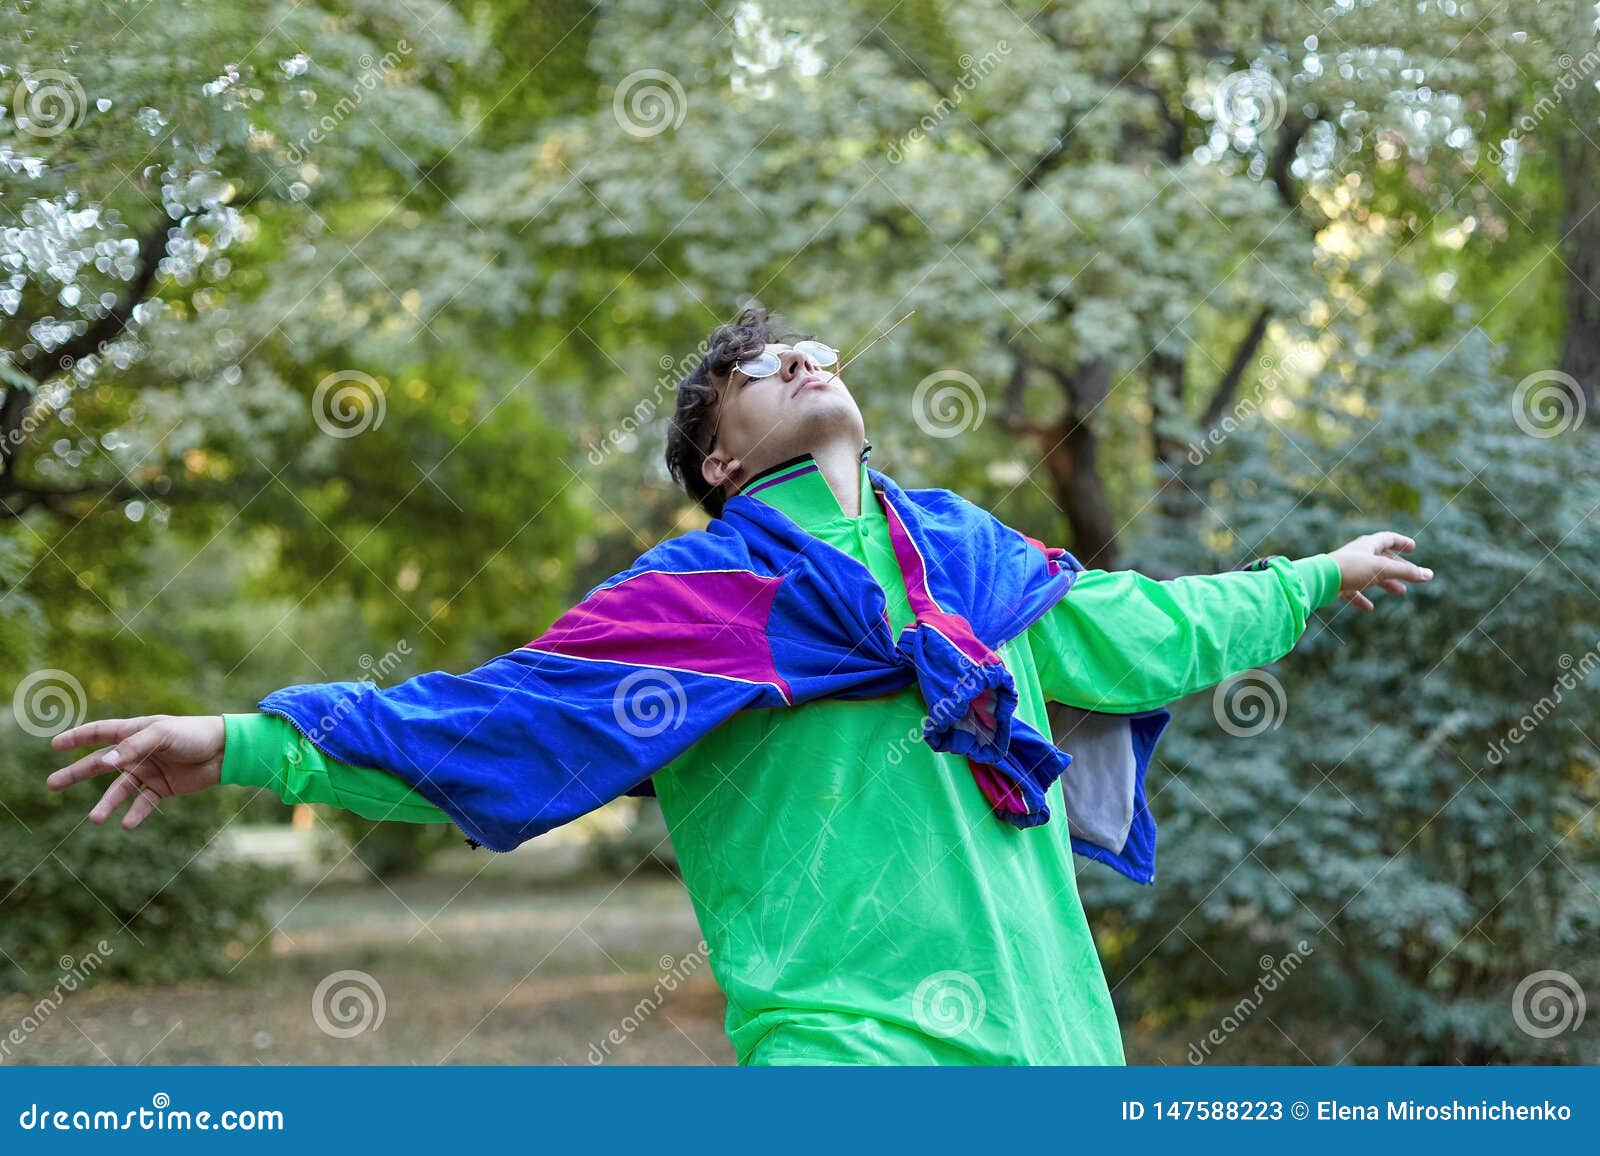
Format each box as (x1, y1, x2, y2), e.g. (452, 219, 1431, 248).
(1242, 554, 1340, 611)
(1291, 554, 1343, 609)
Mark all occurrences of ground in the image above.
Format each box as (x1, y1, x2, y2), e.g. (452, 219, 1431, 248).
(6, 843, 732, 1066)
(2, 829, 1314, 1067)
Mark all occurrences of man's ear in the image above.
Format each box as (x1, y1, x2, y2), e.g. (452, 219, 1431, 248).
(701, 452, 743, 493)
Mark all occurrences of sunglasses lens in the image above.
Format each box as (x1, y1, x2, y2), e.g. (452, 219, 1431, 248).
(794, 340, 837, 367)
(736, 352, 781, 380)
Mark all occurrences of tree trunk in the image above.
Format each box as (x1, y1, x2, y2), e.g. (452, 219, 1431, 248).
(1039, 358, 1119, 569)
(1150, 348, 1201, 525)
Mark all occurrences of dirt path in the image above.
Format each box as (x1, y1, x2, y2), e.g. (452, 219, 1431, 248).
(4, 870, 733, 1066)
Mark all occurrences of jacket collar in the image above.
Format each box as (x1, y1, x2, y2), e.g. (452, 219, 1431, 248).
(736, 446, 874, 532)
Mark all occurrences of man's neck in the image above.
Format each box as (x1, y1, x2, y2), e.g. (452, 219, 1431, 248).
(809, 441, 863, 518)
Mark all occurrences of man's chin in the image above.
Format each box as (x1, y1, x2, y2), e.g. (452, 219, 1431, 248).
(744, 425, 861, 477)
(794, 403, 864, 444)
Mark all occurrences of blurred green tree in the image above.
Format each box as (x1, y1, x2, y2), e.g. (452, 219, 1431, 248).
(1096, 325, 1600, 1063)
(1, 0, 579, 973)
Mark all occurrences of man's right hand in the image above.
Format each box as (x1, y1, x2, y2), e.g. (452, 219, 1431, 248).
(47, 715, 226, 829)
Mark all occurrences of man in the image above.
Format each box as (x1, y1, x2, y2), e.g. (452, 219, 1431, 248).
(48, 306, 1432, 1065)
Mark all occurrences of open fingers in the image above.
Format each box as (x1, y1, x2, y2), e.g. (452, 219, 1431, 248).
(102, 719, 173, 776)
(1342, 590, 1375, 612)
(48, 716, 164, 792)
(52, 716, 157, 753)
(121, 785, 162, 829)
(89, 772, 142, 825)
(1379, 555, 1433, 585)
(1369, 532, 1417, 555)
(46, 749, 122, 792)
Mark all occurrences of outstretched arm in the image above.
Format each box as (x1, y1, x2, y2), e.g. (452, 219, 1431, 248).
(1030, 531, 1432, 712)
(47, 711, 447, 829)
(48, 588, 770, 848)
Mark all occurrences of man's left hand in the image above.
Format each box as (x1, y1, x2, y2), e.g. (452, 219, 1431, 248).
(1328, 531, 1434, 611)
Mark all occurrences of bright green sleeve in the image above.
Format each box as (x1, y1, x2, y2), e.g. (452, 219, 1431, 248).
(1027, 554, 1341, 713)
(221, 712, 450, 824)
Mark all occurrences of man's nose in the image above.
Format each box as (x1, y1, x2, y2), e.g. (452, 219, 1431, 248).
(778, 349, 818, 378)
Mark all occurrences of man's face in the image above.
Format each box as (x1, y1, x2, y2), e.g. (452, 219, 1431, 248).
(702, 341, 866, 493)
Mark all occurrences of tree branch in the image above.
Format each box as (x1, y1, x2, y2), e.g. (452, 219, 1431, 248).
(1198, 305, 1272, 430)
(1268, 114, 1312, 219)
(0, 479, 148, 519)
(996, 328, 1043, 436)
(1126, 81, 1186, 163)
(2, 220, 170, 483)
(16, 220, 170, 386)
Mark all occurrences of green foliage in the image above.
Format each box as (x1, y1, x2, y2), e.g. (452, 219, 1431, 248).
(1090, 327, 1600, 1063)
(0, 723, 282, 996)
(1, 0, 582, 965)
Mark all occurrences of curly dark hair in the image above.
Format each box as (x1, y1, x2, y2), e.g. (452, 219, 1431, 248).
(664, 305, 808, 517)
